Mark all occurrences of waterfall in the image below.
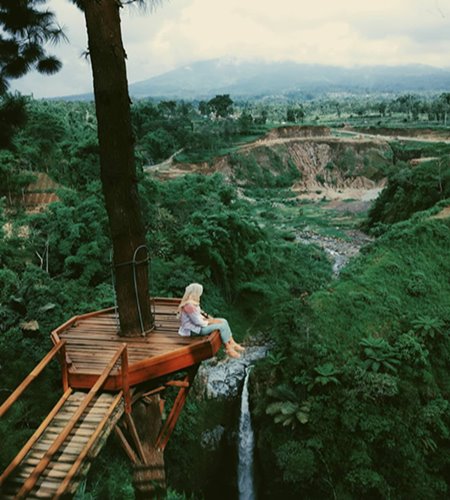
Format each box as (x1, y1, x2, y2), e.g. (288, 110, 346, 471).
(238, 367, 256, 500)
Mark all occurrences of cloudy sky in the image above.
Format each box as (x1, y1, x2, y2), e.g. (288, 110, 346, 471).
(11, 0, 450, 98)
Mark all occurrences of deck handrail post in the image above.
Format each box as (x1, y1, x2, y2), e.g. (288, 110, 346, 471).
(60, 342, 69, 392)
(120, 343, 131, 414)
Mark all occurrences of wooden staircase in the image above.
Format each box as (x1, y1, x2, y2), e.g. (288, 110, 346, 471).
(0, 392, 124, 499)
(0, 342, 129, 499)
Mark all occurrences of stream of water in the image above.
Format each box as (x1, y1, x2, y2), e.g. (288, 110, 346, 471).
(296, 230, 373, 276)
(237, 367, 256, 500)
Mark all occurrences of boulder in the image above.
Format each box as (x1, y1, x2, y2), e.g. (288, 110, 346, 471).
(195, 345, 268, 400)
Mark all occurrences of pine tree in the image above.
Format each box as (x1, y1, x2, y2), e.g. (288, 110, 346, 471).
(0, 0, 64, 146)
(0, 0, 64, 93)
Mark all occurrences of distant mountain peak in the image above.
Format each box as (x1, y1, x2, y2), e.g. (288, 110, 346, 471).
(127, 58, 450, 100)
(56, 58, 450, 101)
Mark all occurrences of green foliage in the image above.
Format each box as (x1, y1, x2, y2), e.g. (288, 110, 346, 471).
(238, 110, 253, 134)
(367, 156, 450, 228)
(140, 173, 330, 321)
(266, 385, 311, 427)
(360, 337, 400, 373)
(265, 351, 287, 367)
(15, 101, 66, 162)
(75, 444, 134, 500)
(0, 0, 64, 94)
(286, 105, 305, 123)
(0, 130, 332, 494)
(335, 146, 357, 177)
(164, 397, 237, 498)
(266, 399, 311, 427)
(229, 150, 301, 187)
(310, 362, 340, 388)
(11, 100, 101, 189)
(0, 149, 35, 202)
(276, 441, 316, 483)
(0, 93, 28, 148)
(207, 94, 233, 118)
(411, 315, 445, 340)
(132, 99, 194, 164)
(29, 184, 110, 285)
(253, 215, 450, 499)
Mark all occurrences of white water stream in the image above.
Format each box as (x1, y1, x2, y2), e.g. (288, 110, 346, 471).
(238, 368, 256, 500)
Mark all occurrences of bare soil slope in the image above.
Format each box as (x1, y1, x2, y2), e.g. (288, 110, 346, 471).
(152, 126, 391, 201)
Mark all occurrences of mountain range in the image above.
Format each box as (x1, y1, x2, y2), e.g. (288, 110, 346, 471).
(61, 58, 450, 101)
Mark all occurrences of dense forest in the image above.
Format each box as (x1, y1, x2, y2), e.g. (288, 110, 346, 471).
(2, 90, 450, 499)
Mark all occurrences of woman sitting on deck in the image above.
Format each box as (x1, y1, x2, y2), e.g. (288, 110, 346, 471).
(178, 283, 245, 359)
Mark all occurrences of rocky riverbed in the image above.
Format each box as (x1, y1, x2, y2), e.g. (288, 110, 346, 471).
(296, 228, 373, 275)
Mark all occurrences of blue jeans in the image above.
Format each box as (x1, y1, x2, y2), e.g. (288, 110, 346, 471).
(194, 318, 232, 344)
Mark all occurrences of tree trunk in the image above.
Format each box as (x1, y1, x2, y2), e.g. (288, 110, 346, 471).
(81, 0, 153, 336)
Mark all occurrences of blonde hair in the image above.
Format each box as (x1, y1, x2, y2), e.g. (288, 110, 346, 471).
(178, 283, 203, 311)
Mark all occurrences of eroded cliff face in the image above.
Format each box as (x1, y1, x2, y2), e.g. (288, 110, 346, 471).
(156, 126, 392, 196)
(235, 126, 391, 190)
(271, 138, 391, 192)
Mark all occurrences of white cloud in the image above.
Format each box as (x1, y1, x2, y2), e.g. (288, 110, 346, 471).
(10, 0, 450, 98)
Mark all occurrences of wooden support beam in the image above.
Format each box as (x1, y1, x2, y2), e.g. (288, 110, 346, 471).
(125, 413, 148, 465)
(0, 388, 73, 488)
(165, 380, 190, 388)
(114, 425, 139, 464)
(132, 389, 146, 405)
(53, 391, 124, 499)
(155, 364, 199, 451)
(0, 341, 66, 418)
(14, 344, 126, 499)
(141, 386, 166, 399)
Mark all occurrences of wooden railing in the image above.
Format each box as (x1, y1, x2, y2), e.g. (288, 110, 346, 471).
(0, 343, 132, 498)
(0, 388, 74, 490)
(0, 340, 68, 418)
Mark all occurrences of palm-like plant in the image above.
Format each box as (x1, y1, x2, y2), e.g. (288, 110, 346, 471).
(308, 362, 340, 390)
(411, 316, 445, 339)
(360, 337, 400, 373)
(266, 385, 311, 427)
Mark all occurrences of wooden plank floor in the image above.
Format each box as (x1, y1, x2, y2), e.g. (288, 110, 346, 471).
(54, 298, 222, 390)
(0, 392, 124, 499)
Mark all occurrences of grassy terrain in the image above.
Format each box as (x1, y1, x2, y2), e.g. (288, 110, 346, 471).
(175, 128, 271, 164)
(243, 188, 368, 240)
(249, 127, 450, 500)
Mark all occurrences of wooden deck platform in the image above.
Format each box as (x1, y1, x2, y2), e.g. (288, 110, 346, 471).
(51, 297, 222, 390)
(1, 297, 222, 498)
